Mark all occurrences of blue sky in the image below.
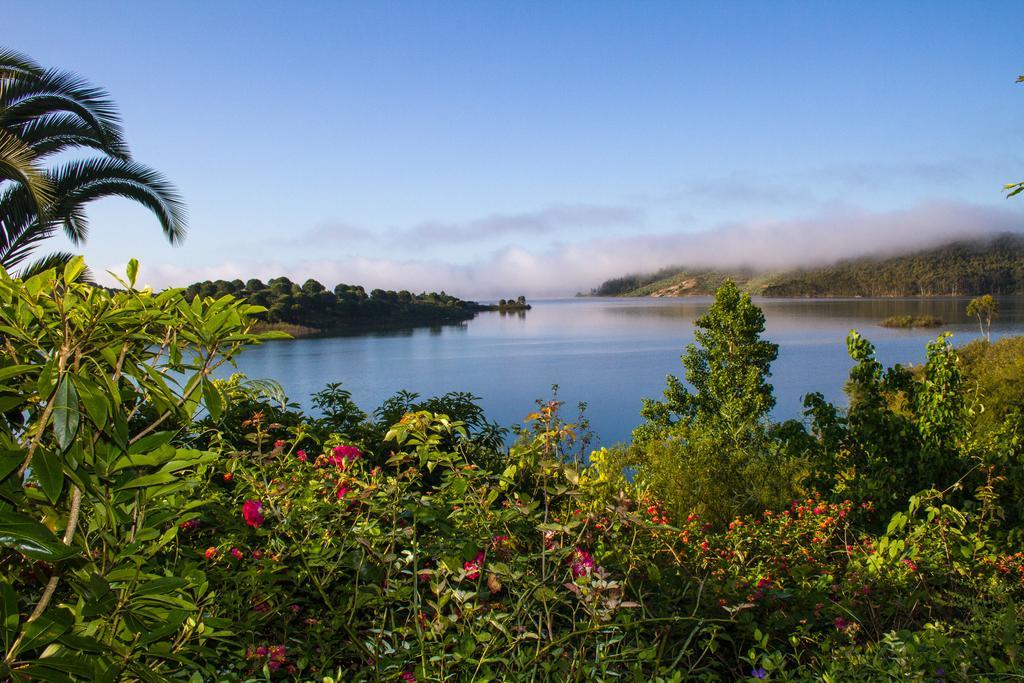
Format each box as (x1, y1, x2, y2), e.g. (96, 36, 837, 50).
(8, 1, 1024, 295)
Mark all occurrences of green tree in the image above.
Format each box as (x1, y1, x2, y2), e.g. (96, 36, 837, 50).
(634, 279, 778, 445)
(631, 280, 801, 523)
(0, 49, 185, 276)
(0, 258, 280, 678)
(966, 294, 999, 341)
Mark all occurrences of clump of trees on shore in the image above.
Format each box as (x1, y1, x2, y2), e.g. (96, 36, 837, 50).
(184, 277, 486, 332)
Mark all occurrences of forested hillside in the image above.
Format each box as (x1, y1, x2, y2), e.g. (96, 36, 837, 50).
(590, 233, 1024, 297)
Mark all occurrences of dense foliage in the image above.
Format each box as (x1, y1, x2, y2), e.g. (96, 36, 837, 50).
(183, 277, 491, 333)
(590, 233, 1024, 298)
(3, 264, 1024, 681)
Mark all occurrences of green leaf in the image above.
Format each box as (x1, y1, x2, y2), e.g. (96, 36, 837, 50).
(51, 377, 80, 451)
(63, 257, 86, 284)
(201, 378, 223, 421)
(0, 510, 78, 562)
(0, 449, 23, 484)
(32, 449, 63, 504)
(11, 608, 72, 656)
(0, 364, 34, 383)
(128, 431, 175, 455)
(126, 259, 139, 288)
(118, 472, 179, 490)
(74, 377, 108, 430)
(1, 579, 18, 653)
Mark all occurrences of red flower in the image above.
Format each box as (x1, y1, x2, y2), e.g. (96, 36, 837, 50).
(204, 547, 218, 560)
(179, 519, 200, 532)
(401, 672, 416, 682)
(464, 551, 484, 579)
(297, 449, 307, 462)
(242, 499, 265, 528)
(231, 547, 244, 560)
(570, 548, 595, 578)
(222, 472, 233, 483)
(274, 440, 285, 449)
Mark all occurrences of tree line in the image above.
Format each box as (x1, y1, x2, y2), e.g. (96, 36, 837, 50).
(183, 277, 485, 331)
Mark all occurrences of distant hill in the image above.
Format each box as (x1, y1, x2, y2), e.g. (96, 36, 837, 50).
(588, 233, 1024, 298)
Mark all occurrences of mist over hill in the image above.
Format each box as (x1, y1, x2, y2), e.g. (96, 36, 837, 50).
(589, 233, 1024, 297)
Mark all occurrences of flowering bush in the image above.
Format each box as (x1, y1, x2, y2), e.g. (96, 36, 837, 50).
(4, 263, 1024, 680)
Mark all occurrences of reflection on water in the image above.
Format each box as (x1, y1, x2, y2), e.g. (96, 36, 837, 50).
(223, 297, 1024, 447)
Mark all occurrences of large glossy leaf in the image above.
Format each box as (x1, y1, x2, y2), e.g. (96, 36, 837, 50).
(1, 579, 17, 653)
(0, 364, 34, 382)
(32, 448, 63, 503)
(50, 376, 79, 451)
(9, 607, 72, 657)
(0, 509, 78, 561)
(201, 378, 222, 421)
(0, 449, 23, 483)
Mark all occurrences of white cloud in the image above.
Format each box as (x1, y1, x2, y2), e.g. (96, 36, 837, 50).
(109, 200, 1024, 299)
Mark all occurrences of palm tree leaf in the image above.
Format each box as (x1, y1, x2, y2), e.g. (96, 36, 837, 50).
(0, 186, 58, 269)
(0, 128, 53, 218)
(0, 69, 127, 159)
(46, 158, 187, 245)
(0, 49, 43, 77)
(17, 251, 88, 281)
(14, 112, 117, 159)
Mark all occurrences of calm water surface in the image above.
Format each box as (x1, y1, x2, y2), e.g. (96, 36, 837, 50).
(221, 297, 1024, 447)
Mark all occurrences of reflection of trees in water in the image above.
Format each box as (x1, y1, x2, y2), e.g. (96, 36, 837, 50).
(601, 297, 1024, 329)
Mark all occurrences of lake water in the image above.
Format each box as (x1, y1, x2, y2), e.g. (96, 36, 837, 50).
(221, 297, 1024, 448)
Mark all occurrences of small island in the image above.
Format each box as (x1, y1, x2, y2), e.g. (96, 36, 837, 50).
(183, 278, 527, 337)
(880, 315, 944, 329)
(480, 295, 532, 312)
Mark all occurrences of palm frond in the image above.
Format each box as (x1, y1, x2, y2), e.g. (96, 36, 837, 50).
(0, 48, 44, 79)
(0, 128, 52, 218)
(0, 185, 57, 269)
(17, 250, 81, 280)
(47, 157, 187, 245)
(14, 112, 117, 159)
(0, 68, 127, 159)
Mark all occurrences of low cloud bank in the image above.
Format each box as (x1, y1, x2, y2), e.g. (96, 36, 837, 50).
(120, 200, 1024, 299)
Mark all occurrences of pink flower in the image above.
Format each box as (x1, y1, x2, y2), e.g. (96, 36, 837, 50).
(231, 547, 244, 560)
(179, 519, 199, 532)
(242, 499, 265, 528)
(464, 551, 484, 579)
(570, 548, 595, 578)
(328, 444, 362, 468)
(756, 576, 772, 590)
(204, 547, 218, 560)
(401, 671, 416, 682)
(336, 485, 350, 499)
(834, 616, 849, 631)
(274, 440, 285, 449)
(901, 558, 918, 572)
(297, 449, 307, 462)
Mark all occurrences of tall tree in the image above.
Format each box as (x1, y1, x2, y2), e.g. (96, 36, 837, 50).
(0, 48, 185, 276)
(966, 294, 999, 341)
